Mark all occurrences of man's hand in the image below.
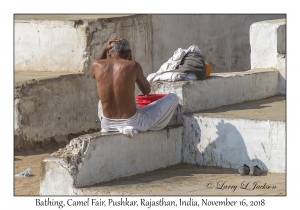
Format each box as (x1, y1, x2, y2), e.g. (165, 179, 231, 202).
(99, 36, 122, 59)
(104, 36, 122, 51)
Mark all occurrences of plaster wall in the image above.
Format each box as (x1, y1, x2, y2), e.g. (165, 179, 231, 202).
(15, 14, 285, 76)
(151, 14, 285, 74)
(86, 14, 285, 78)
(250, 19, 286, 69)
(250, 19, 286, 94)
(182, 115, 285, 173)
(15, 20, 88, 72)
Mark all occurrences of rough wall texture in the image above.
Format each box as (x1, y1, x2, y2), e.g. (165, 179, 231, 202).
(85, 14, 285, 77)
(14, 74, 99, 149)
(14, 15, 286, 148)
(182, 115, 285, 173)
(15, 14, 286, 75)
(15, 19, 88, 72)
(84, 15, 153, 94)
(151, 14, 285, 74)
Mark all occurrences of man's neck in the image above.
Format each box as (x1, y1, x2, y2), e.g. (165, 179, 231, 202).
(109, 53, 128, 60)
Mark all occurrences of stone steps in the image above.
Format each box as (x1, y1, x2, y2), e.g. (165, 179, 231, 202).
(151, 68, 279, 113)
(40, 126, 183, 195)
(182, 95, 286, 173)
(14, 16, 286, 149)
(40, 95, 285, 195)
(14, 71, 99, 149)
(14, 68, 280, 149)
(23, 17, 286, 195)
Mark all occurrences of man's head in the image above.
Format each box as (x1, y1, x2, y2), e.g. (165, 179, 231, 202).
(108, 38, 132, 60)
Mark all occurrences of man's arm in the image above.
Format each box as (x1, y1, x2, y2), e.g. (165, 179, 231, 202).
(99, 36, 122, 60)
(135, 62, 151, 95)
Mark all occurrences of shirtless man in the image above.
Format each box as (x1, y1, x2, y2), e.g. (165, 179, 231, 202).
(91, 36, 179, 133)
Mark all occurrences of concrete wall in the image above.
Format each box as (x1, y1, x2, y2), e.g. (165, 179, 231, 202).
(250, 18, 286, 94)
(14, 74, 99, 149)
(182, 115, 285, 173)
(15, 19, 88, 72)
(15, 14, 285, 76)
(151, 14, 285, 74)
(85, 14, 286, 80)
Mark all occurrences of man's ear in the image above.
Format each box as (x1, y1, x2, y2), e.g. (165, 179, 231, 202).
(107, 51, 111, 58)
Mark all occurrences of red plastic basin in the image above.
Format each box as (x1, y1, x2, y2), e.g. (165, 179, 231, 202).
(136, 94, 166, 108)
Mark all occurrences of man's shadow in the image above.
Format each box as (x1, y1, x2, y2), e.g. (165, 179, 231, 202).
(183, 118, 268, 174)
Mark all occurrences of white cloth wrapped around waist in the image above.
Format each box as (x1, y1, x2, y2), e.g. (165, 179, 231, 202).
(98, 93, 179, 136)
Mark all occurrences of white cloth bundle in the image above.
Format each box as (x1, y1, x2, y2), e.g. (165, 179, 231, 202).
(147, 45, 201, 83)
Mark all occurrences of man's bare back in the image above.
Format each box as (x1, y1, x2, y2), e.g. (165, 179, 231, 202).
(91, 37, 150, 119)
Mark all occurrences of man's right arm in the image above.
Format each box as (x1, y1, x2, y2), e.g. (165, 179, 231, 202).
(99, 36, 122, 60)
(135, 62, 151, 95)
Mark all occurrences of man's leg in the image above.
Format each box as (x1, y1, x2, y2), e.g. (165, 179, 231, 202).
(138, 93, 179, 131)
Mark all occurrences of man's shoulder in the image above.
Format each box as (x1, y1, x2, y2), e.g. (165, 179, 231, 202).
(123, 60, 141, 68)
(92, 59, 107, 66)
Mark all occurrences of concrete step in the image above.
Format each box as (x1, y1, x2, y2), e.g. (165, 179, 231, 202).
(40, 126, 183, 195)
(182, 95, 286, 173)
(62, 164, 285, 196)
(151, 68, 280, 113)
(14, 71, 99, 149)
(250, 18, 286, 94)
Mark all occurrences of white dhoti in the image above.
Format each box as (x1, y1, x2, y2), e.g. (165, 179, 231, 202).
(98, 93, 179, 135)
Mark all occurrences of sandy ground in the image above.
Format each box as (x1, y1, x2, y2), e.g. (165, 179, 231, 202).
(14, 143, 67, 196)
(14, 145, 286, 196)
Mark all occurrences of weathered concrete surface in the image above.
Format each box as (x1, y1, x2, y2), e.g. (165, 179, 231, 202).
(15, 19, 88, 72)
(151, 68, 279, 113)
(15, 14, 285, 76)
(40, 127, 183, 195)
(66, 164, 286, 196)
(14, 72, 99, 149)
(276, 54, 286, 95)
(15, 70, 79, 84)
(85, 15, 153, 95)
(85, 14, 285, 79)
(182, 95, 286, 173)
(250, 18, 286, 94)
(151, 14, 285, 74)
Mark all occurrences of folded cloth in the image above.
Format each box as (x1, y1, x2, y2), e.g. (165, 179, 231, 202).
(147, 45, 202, 83)
(98, 93, 179, 136)
(173, 52, 206, 80)
(150, 72, 198, 83)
